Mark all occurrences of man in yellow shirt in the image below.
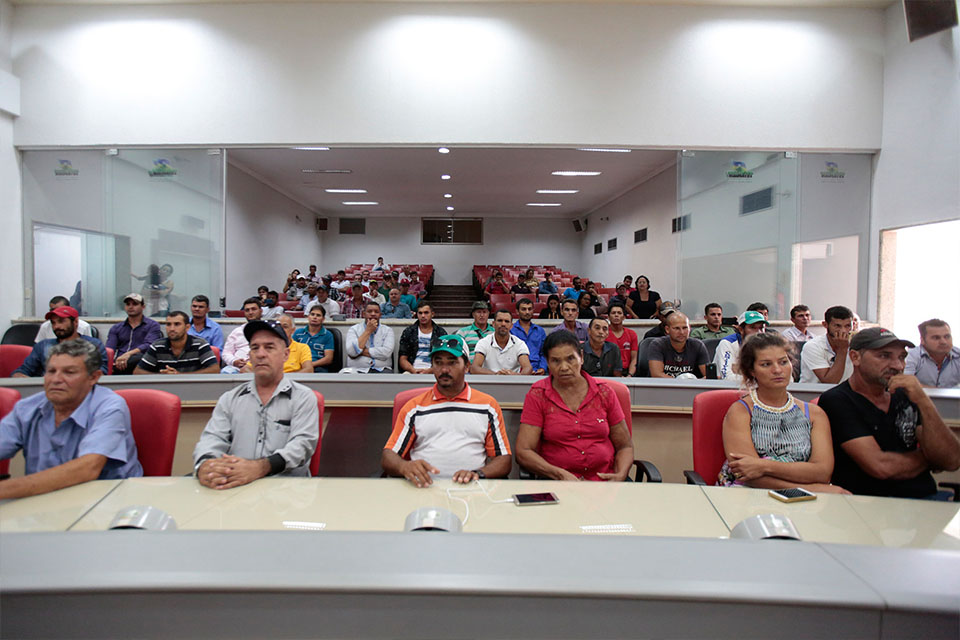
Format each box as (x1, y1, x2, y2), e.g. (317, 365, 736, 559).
(244, 315, 313, 373)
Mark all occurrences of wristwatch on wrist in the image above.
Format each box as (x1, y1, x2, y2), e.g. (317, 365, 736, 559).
(474, 469, 486, 479)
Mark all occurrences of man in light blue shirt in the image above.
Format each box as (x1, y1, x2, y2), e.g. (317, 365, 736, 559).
(537, 272, 558, 295)
(0, 339, 142, 499)
(292, 306, 335, 372)
(905, 319, 960, 388)
(562, 277, 583, 302)
(380, 287, 413, 319)
(345, 301, 396, 372)
(187, 294, 224, 351)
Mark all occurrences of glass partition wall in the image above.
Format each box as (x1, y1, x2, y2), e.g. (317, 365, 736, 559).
(22, 149, 225, 318)
(676, 151, 872, 320)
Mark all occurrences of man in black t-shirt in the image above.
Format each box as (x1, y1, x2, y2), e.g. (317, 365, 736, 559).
(819, 327, 960, 498)
(648, 312, 709, 378)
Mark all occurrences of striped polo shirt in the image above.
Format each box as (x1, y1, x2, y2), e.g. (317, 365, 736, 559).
(385, 383, 510, 477)
(138, 335, 217, 373)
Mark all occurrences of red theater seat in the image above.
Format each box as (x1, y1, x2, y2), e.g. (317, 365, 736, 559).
(684, 389, 742, 485)
(310, 390, 324, 477)
(0, 387, 21, 479)
(115, 389, 181, 477)
(0, 345, 31, 378)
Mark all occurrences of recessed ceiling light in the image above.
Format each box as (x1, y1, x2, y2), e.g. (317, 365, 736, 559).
(526, 203, 563, 207)
(343, 201, 379, 206)
(577, 148, 631, 153)
(443, 194, 452, 198)
(552, 171, 601, 177)
(438, 147, 450, 154)
(446, 206, 454, 211)
(292, 147, 330, 151)
(441, 174, 451, 180)
(325, 189, 367, 194)
(537, 189, 579, 194)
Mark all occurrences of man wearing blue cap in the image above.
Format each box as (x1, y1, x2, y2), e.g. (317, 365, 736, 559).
(193, 319, 319, 488)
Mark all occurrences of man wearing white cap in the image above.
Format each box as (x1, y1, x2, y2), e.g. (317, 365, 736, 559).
(105, 293, 163, 374)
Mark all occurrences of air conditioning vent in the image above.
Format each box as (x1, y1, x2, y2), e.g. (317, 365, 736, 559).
(741, 187, 774, 216)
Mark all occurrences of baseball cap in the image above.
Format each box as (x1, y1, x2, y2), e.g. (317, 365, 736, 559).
(123, 293, 144, 304)
(660, 301, 677, 317)
(471, 301, 489, 312)
(45, 306, 79, 320)
(738, 311, 768, 325)
(850, 327, 914, 351)
(243, 320, 290, 346)
(430, 335, 469, 360)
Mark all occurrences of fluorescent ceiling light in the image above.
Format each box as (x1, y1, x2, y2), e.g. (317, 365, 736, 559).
(438, 147, 450, 154)
(446, 206, 454, 211)
(537, 189, 579, 194)
(526, 203, 562, 207)
(552, 171, 601, 177)
(441, 174, 451, 180)
(292, 147, 330, 151)
(325, 189, 367, 194)
(343, 201, 379, 206)
(577, 148, 631, 153)
(443, 194, 452, 198)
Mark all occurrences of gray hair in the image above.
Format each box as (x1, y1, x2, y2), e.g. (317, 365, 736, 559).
(46, 339, 101, 375)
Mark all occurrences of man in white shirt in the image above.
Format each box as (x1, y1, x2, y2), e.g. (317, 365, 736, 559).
(783, 304, 815, 342)
(330, 270, 352, 295)
(713, 311, 768, 381)
(221, 297, 263, 373)
(35, 296, 93, 342)
(345, 301, 395, 372)
(305, 285, 340, 318)
(800, 305, 855, 384)
(472, 309, 533, 375)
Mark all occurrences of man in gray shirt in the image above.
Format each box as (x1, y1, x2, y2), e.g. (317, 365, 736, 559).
(193, 319, 319, 488)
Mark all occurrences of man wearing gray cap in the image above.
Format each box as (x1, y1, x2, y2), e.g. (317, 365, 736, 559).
(819, 327, 960, 499)
(455, 300, 493, 360)
(193, 319, 319, 488)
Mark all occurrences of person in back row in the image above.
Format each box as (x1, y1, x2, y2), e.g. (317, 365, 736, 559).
(713, 311, 768, 381)
(34, 296, 94, 342)
(1, 339, 142, 499)
(718, 332, 848, 494)
(782, 304, 814, 343)
(382, 334, 511, 487)
(511, 298, 546, 375)
(187, 294, 224, 351)
(381, 287, 413, 319)
(538, 272, 558, 295)
(106, 293, 163, 374)
(292, 306, 335, 373)
(819, 327, 960, 498)
(690, 302, 735, 340)
(472, 309, 533, 375)
(306, 284, 340, 319)
(456, 301, 493, 360)
(628, 275, 661, 320)
(15, 306, 108, 377)
(648, 312, 709, 378)
(800, 305, 855, 384)
(194, 319, 320, 488)
(135, 311, 219, 375)
(399, 301, 447, 374)
(905, 319, 959, 388)
(538, 294, 561, 319)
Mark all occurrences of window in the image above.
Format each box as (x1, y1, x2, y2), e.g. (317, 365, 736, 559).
(634, 228, 647, 243)
(741, 186, 774, 216)
(339, 217, 366, 234)
(594, 242, 602, 255)
(421, 218, 482, 244)
(672, 215, 692, 233)
(607, 238, 617, 251)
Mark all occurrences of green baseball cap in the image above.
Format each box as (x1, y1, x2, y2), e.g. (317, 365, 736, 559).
(738, 310, 768, 325)
(430, 335, 469, 360)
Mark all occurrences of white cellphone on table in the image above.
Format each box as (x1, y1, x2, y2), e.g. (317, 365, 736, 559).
(768, 487, 817, 503)
(512, 492, 559, 506)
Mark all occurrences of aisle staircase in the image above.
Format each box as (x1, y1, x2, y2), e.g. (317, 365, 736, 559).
(425, 285, 477, 319)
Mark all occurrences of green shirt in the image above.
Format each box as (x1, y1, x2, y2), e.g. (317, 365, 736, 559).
(455, 323, 494, 361)
(690, 325, 736, 340)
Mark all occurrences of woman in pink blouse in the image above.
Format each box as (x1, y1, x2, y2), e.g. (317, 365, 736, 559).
(516, 330, 634, 481)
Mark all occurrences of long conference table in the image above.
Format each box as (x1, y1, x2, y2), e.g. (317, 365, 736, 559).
(1, 477, 958, 638)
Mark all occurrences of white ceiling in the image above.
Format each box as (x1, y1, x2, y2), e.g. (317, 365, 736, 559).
(10, 0, 896, 7)
(227, 146, 678, 219)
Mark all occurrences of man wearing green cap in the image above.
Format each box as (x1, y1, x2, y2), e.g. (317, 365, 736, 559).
(819, 327, 960, 499)
(382, 335, 512, 487)
(712, 310, 768, 381)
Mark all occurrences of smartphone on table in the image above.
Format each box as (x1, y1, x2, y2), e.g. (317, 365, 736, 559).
(768, 488, 817, 503)
(513, 492, 559, 506)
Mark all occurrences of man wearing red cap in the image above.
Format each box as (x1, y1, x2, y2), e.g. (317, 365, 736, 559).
(12, 306, 108, 377)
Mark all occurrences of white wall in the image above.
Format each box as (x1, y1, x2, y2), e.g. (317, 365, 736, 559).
(0, 0, 20, 333)
(11, 3, 883, 149)
(225, 162, 322, 307)
(868, 1, 960, 320)
(320, 215, 581, 285)
(580, 165, 678, 296)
